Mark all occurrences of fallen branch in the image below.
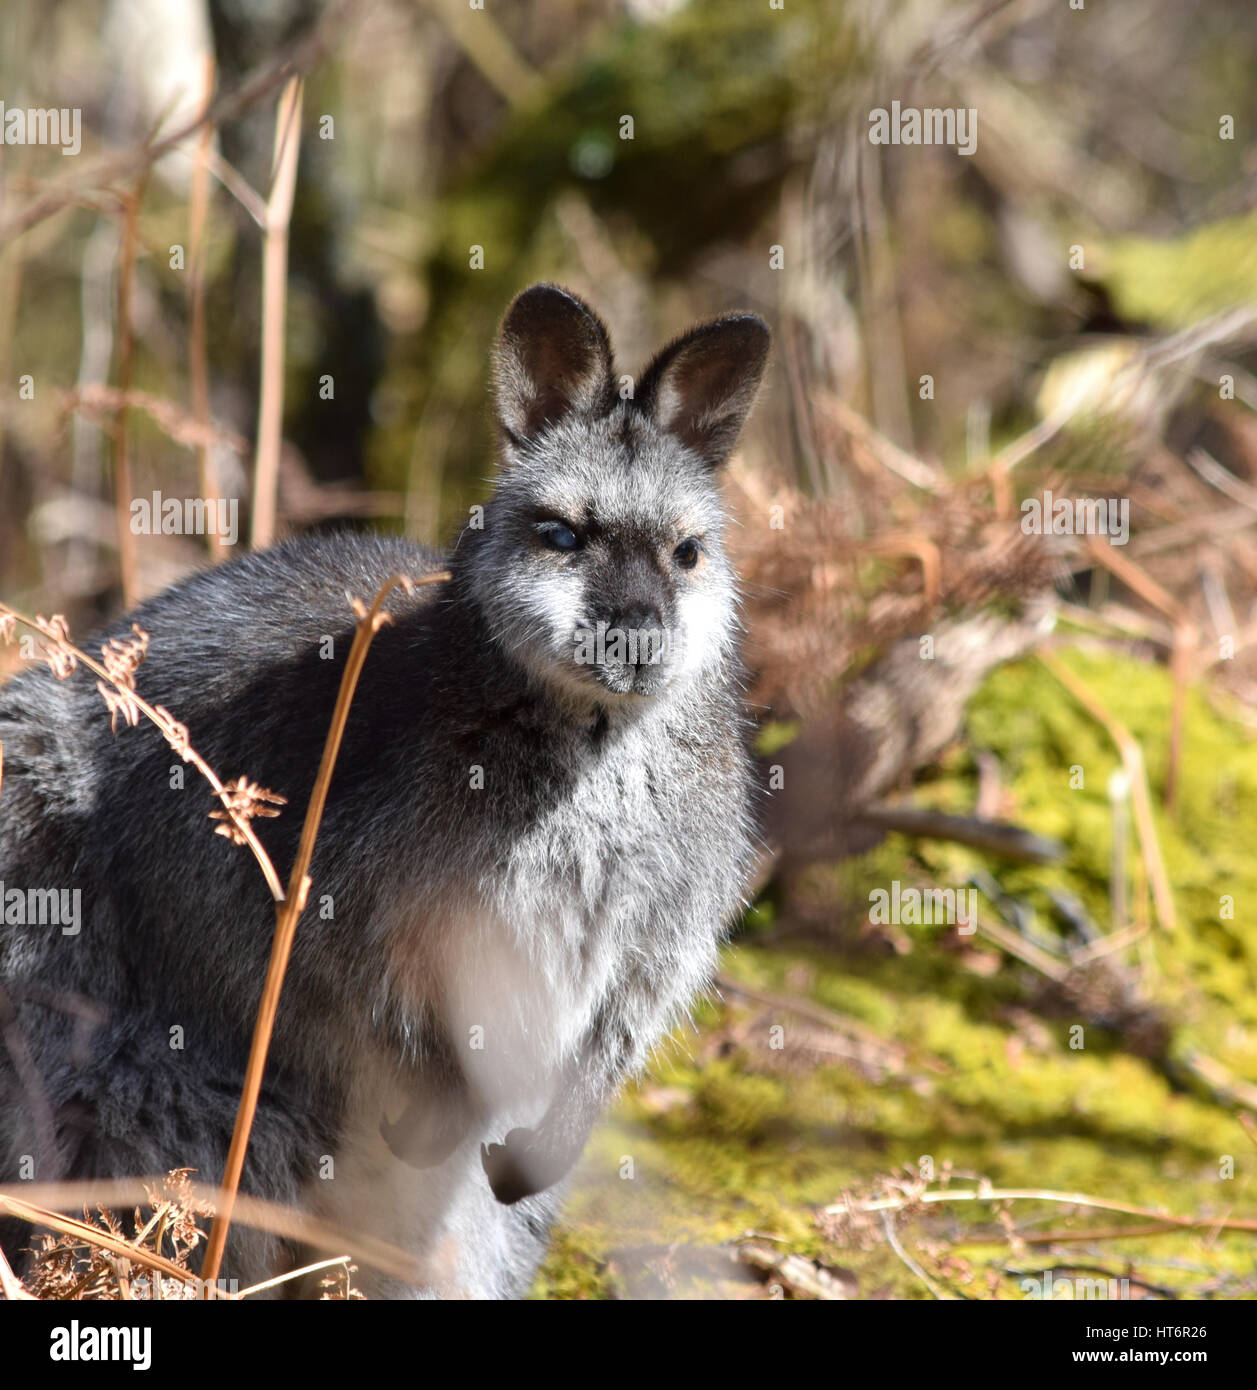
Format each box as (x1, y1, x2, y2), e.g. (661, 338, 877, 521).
(828, 1183, 1257, 1236)
(854, 805, 1065, 864)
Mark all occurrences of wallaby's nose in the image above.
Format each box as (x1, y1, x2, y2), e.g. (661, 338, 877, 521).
(612, 601, 662, 632)
(609, 603, 664, 665)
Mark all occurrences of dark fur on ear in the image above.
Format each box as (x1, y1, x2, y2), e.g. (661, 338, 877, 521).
(636, 313, 770, 467)
(494, 283, 615, 449)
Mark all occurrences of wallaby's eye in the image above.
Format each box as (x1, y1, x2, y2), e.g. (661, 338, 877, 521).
(536, 520, 581, 553)
(674, 537, 701, 569)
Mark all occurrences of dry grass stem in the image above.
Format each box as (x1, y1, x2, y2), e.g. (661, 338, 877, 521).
(249, 77, 303, 550)
(1038, 651, 1177, 933)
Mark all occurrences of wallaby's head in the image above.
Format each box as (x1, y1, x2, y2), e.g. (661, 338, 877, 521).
(463, 283, 770, 706)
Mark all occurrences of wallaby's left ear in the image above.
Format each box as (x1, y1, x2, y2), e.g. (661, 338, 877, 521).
(494, 283, 615, 451)
(637, 313, 771, 467)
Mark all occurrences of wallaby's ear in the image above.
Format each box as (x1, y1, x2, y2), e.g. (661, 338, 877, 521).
(494, 284, 615, 449)
(637, 313, 770, 467)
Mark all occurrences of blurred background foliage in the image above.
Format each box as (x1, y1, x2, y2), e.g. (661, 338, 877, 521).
(4, 0, 1257, 1298)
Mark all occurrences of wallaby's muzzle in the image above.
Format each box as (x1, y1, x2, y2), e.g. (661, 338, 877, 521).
(587, 603, 671, 696)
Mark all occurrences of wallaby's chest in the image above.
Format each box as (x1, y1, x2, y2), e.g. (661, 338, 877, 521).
(421, 720, 728, 1071)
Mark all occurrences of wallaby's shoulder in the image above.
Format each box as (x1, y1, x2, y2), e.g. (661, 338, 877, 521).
(0, 531, 452, 821)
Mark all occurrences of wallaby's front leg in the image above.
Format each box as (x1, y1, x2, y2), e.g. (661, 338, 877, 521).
(380, 1057, 478, 1170)
(480, 1014, 639, 1205)
(479, 1086, 603, 1205)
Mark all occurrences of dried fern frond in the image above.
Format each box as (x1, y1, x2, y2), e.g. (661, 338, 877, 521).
(209, 777, 287, 844)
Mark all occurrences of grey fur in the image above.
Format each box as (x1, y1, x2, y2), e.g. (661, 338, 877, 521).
(0, 285, 769, 1297)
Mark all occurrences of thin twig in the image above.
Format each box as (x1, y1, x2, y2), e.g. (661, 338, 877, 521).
(66, 384, 248, 457)
(829, 1184, 1257, 1235)
(1082, 535, 1195, 811)
(236, 1254, 349, 1299)
(0, 1241, 34, 1300)
(250, 77, 303, 550)
(815, 390, 943, 493)
(1185, 446, 1257, 514)
(206, 150, 268, 229)
(112, 181, 144, 607)
(1037, 651, 1176, 932)
(188, 55, 220, 559)
(1069, 919, 1149, 967)
(879, 1209, 954, 1299)
(974, 914, 1070, 983)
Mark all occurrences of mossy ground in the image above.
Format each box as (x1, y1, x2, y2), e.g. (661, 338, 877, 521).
(534, 647, 1257, 1299)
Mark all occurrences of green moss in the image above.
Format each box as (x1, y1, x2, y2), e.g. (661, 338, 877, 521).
(1092, 211, 1257, 329)
(754, 719, 802, 757)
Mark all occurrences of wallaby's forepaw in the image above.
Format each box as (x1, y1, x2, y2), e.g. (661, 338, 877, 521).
(381, 1095, 470, 1170)
(480, 1128, 568, 1204)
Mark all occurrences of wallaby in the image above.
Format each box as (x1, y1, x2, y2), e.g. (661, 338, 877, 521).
(0, 284, 770, 1298)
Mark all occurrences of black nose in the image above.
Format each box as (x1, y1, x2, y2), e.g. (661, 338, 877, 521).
(607, 603, 664, 667)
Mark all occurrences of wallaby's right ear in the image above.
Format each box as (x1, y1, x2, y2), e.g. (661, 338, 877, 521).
(637, 313, 770, 469)
(494, 284, 615, 453)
